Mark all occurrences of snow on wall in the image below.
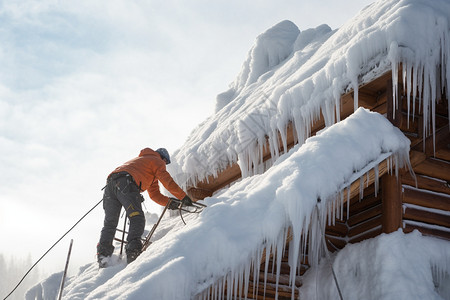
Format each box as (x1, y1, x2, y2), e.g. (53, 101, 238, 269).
(61, 108, 414, 299)
(300, 230, 450, 300)
(169, 0, 450, 189)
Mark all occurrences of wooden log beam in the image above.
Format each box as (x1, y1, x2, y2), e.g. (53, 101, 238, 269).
(414, 158, 450, 182)
(403, 206, 450, 228)
(403, 223, 450, 241)
(436, 147, 450, 161)
(347, 204, 382, 227)
(412, 124, 449, 156)
(348, 226, 382, 244)
(325, 235, 347, 251)
(347, 192, 381, 217)
(325, 220, 349, 237)
(348, 215, 382, 237)
(402, 172, 450, 195)
(342, 158, 389, 204)
(382, 173, 402, 233)
(403, 186, 450, 211)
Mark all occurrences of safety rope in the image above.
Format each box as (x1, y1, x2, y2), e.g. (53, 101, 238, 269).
(2, 198, 103, 300)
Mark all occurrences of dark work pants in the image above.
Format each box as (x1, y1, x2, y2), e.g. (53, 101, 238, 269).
(98, 173, 145, 256)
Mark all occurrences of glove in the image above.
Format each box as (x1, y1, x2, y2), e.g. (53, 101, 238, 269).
(168, 198, 180, 210)
(181, 195, 193, 207)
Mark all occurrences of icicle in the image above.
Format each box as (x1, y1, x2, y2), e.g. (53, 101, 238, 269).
(366, 172, 369, 188)
(227, 270, 234, 300)
(353, 80, 359, 112)
(330, 200, 337, 226)
(406, 61, 413, 128)
(390, 43, 399, 119)
(359, 176, 364, 200)
(274, 233, 285, 300)
(394, 154, 399, 179)
(263, 243, 271, 297)
(387, 156, 391, 175)
(374, 163, 379, 197)
(346, 188, 351, 220)
(328, 200, 332, 226)
(412, 61, 418, 118)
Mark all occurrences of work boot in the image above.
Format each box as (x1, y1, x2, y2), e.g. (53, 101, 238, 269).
(97, 255, 109, 268)
(126, 249, 141, 264)
(97, 243, 114, 268)
(126, 239, 142, 264)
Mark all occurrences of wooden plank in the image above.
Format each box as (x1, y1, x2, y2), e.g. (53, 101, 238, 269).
(325, 235, 347, 251)
(325, 220, 348, 237)
(343, 159, 389, 205)
(412, 124, 449, 156)
(347, 186, 381, 216)
(403, 186, 450, 211)
(403, 206, 450, 228)
(414, 158, 450, 182)
(401, 172, 450, 195)
(382, 173, 402, 233)
(347, 204, 382, 227)
(403, 223, 450, 241)
(398, 111, 421, 134)
(194, 163, 241, 199)
(408, 150, 427, 169)
(436, 148, 450, 161)
(251, 272, 301, 287)
(348, 215, 382, 237)
(348, 226, 382, 244)
(247, 282, 299, 300)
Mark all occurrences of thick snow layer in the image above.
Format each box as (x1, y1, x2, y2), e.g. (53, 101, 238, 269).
(33, 108, 425, 300)
(170, 0, 450, 187)
(301, 230, 450, 300)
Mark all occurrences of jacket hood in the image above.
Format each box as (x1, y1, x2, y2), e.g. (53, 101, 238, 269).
(139, 148, 159, 157)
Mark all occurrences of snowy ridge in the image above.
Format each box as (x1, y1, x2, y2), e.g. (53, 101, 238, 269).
(169, 0, 450, 188)
(50, 108, 436, 300)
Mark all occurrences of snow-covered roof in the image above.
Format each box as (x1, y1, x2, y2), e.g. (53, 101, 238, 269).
(169, 0, 450, 189)
(51, 108, 450, 300)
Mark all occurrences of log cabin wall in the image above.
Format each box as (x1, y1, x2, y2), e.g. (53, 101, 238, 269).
(326, 72, 450, 249)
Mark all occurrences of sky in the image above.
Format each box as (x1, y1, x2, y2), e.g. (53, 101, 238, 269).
(0, 0, 374, 287)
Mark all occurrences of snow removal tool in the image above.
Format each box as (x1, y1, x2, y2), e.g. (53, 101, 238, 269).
(173, 198, 207, 225)
(142, 198, 206, 251)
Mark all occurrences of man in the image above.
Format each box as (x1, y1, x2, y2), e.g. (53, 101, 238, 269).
(97, 147, 192, 267)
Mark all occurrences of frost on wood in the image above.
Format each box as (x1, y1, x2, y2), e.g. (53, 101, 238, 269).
(169, 0, 450, 190)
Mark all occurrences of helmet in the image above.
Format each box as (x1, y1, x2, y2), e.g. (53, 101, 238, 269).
(156, 148, 171, 164)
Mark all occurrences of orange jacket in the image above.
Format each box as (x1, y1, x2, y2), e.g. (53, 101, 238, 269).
(110, 148, 186, 206)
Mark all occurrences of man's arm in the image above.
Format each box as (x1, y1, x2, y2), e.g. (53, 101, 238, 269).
(147, 167, 187, 206)
(156, 169, 187, 200)
(147, 180, 170, 206)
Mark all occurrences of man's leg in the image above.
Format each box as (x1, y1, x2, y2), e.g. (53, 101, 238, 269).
(98, 181, 122, 261)
(114, 176, 145, 263)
